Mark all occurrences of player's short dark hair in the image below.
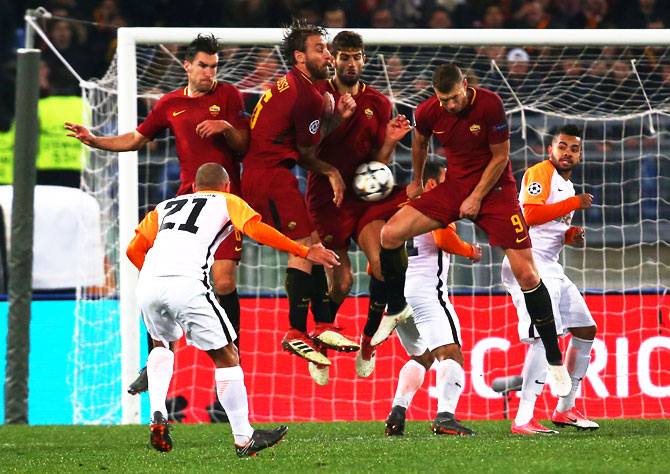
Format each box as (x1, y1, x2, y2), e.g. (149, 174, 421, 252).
(332, 31, 364, 57)
(185, 34, 219, 62)
(432, 63, 464, 93)
(555, 124, 582, 139)
(282, 19, 327, 66)
(423, 161, 445, 186)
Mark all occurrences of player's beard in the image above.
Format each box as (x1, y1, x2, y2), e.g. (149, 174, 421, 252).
(336, 66, 359, 87)
(306, 57, 330, 80)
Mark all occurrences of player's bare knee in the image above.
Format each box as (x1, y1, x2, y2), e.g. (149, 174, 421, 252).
(208, 342, 239, 368)
(432, 344, 464, 365)
(380, 223, 402, 249)
(570, 325, 597, 340)
(515, 269, 540, 290)
(411, 350, 434, 371)
(214, 278, 236, 295)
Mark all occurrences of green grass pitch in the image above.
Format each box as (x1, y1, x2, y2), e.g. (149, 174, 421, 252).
(1, 419, 669, 473)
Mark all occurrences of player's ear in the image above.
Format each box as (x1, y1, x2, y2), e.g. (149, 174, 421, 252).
(224, 181, 231, 193)
(425, 178, 436, 191)
(183, 60, 191, 73)
(547, 144, 553, 156)
(294, 50, 305, 65)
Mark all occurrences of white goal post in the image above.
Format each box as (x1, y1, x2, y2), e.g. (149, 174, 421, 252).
(107, 27, 670, 424)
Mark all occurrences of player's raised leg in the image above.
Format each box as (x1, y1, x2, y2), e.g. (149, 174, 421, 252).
(505, 248, 570, 397)
(552, 325, 599, 430)
(377, 205, 441, 343)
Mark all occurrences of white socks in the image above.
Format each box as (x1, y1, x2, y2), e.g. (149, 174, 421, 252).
(392, 359, 426, 409)
(147, 347, 174, 420)
(515, 339, 547, 425)
(435, 358, 465, 414)
(556, 335, 593, 413)
(215, 366, 255, 445)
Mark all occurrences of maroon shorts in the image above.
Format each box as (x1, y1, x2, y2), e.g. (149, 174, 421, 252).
(241, 166, 314, 240)
(310, 186, 408, 250)
(214, 228, 243, 261)
(408, 179, 531, 249)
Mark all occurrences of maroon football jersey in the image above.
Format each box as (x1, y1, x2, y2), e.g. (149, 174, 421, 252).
(414, 87, 513, 189)
(306, 80, 392, 208)
(243, 67, 323, 168)
(136, 82, 248, 196)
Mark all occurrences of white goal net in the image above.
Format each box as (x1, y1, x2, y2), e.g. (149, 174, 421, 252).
(74, 28, 670, 424)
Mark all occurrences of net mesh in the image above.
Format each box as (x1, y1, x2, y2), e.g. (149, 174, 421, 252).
(74, 39, 670, 424)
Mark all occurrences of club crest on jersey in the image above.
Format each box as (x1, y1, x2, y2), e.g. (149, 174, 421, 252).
(209, 105, 220, 116)
(309, 119, 320, 135)
(527, 182, 542, 196)
(288, 221, 297, 230)
(324, 234, 334, 242)
(364, 108, 374, 119)
(469, 124, 481, 135)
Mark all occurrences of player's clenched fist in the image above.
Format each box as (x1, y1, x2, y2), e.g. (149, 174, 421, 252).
(336, 93, 356, 120)
(64, 122, 96, 146)
(306, 243, 340, 268)
(577, 193, 593, 209)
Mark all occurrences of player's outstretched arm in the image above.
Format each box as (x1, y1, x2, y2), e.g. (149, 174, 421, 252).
(65, 122, 149, 152)
(432, 225, 481, 263)
(241, 218, 340, 268)
(524, 193, 593, 227)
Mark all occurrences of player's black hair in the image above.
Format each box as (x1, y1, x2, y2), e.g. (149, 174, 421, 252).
(282, 19, 327, 66)
(554, 124, 582, 139)
(185, 34, 219, 63)
(332, 31, 364, 56)
(432, 63, 464, 93)
(423, 161, 445, 186)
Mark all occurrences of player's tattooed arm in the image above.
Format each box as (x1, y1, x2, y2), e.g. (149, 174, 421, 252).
(319, 93, 356, 140)
(297, 143, 345, 206)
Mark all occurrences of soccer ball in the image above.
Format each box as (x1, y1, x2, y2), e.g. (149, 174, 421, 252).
(352, 161, 394, 202)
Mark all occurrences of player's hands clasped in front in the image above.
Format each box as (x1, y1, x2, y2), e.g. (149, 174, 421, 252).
(469, 243, 482, 263)
(459, 194, 482, 220)
(328, 169, 346, 207)
(577, 193, 594, 209)
(196, 120, 231, 139)
(336, 93, 356, 120)
(306, 243, 340, 268)
(64, 122, 96, 146)
(386, 115, 412, 142)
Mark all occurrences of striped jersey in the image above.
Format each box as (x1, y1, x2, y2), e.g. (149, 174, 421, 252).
(135, 191, 260, 280)
(405, 223, 456, 299)
(520, 160, 575, 273)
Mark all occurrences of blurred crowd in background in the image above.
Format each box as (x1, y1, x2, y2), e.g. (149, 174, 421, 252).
(1, 0, 668, 131)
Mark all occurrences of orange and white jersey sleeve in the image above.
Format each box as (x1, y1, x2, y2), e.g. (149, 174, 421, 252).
(126, 209, 159, 270)
(520, 160, 576, 270)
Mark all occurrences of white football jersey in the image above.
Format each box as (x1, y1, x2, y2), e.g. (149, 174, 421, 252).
(405, 230, 451, 299)
(519, 160, 575, 274)
(137, 191, 259, 280)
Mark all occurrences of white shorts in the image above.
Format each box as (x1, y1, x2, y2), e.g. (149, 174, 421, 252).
(396, 295, 462, 355)
(136, 274, 236, 351)
(501, 264, 595, 344)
